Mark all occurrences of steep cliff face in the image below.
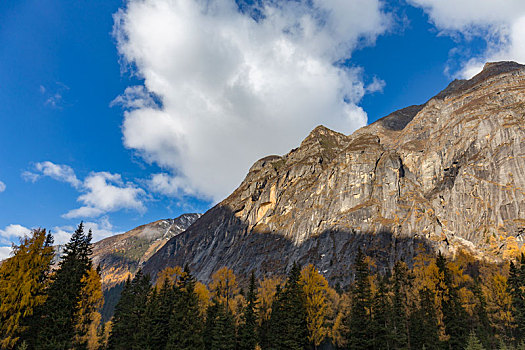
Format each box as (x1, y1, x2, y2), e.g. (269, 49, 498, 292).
(144, 61, 525, 287)
(91, 213, 201, 289)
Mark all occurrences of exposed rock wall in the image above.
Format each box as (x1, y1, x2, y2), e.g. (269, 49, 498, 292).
(144, 62, 525, 286)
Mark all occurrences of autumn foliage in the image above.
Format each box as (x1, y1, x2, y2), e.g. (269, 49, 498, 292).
(3, 227, 525, 350)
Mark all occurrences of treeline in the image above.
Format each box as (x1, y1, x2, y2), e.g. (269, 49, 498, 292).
(3, 227, 525, 349)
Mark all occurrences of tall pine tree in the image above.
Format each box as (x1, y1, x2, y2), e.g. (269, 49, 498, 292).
(165, 265, 205, 350)
(436, 252, 469, 350)
(391, 261, 411, 349)
(372, 274, 392, 350)
(205, 300, 236, 350)
(238, 271, 258, 350)
(508, 255, 525, 342)
(34, 223, 94, 350)
(409, 287, 440, 350)
(347, 248, 374, 350)
(142, 279, 173, 349)
(267, 262, 308, 350)
(107, 270, 151, 350)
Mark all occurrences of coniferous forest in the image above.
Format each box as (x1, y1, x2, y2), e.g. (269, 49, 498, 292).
(3, 227, 525, 349)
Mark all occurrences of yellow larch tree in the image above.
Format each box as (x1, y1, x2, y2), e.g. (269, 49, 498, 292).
(155, 266, 183, 288)
(300, 264, 330, 348)
(484, 272, 513, 341)
(0, 228, 54, 349)
(194, 281, 211, 316)
(209, 266, 239, 312)
(72, 267, 103, 350)
(256, 276, 283, 325)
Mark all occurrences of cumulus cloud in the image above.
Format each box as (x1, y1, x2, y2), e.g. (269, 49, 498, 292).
(52, 217, 122, 244)
(63, 172, 146, 219)
(0, 224, 32, 245)
(0, 180, 5, 193)
(23, 161, 81, 188)
(113, 0, 391, 201)
(24, 161, 146, 219)
(408, 0, 525, 77)
(0, 246, 12, 260)
(0, 224, 32, 260)
(0, 219, 121, 259)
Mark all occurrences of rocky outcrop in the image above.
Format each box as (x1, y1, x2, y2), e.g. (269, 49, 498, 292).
(144, 61, 525, 287)
(92, 213, 201, 289)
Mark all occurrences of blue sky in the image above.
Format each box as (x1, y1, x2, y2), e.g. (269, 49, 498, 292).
(1, 0, 524, 258)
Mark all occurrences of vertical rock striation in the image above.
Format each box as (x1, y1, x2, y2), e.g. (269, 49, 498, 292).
(144, 61, 525, 286)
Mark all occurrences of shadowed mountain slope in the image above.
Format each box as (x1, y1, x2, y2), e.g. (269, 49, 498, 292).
(144, 61, 525, 286)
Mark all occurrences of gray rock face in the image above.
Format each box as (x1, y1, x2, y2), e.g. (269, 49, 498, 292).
(91, 213, 201, 289)
(144, 61, 525, 287)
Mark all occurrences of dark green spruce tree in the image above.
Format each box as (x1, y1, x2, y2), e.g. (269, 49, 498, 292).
(465, 331, 486, 350)
(142, 279, 174, 349)
(472, 278, 494, 349)
(258, 285, 279, 350)
(267, 262, 308, 350)
(371, 274, 392, 349)
(238, 271, 259, 350)
(409, 287, 440, 350)
(166, 265, 205, 350)
(347, 248, 374, 350)
(107, 270, 151, 350)
(391, 261, 411, 349)
(509, 255, 525, 342)
(208, 301, 237, 350)
(436, 252, 469, 350)
(204, 299, 220, 349)
(34, 222, 93, 350)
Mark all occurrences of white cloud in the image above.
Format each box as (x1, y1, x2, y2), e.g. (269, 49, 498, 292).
(0, 224, 32, 245)
(0, 180, 5, 193)
(111, 85, 158, 109)
(148, 172, 192, 197)
(24, 161, 146, 219)
(0, 246, 12, 260)
(365, 76, 386, 94)
(0, 219, 122, 258)
(23, 161, 81, 188)
(113, 0, 391, 201)
(52, 217, 122, 244)
(63, 172, 146, 219)
(40, 82, 70, 109)
(408, 0, 525, 77)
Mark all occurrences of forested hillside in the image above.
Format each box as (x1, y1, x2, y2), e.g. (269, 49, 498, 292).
(3, 228, 525, 349)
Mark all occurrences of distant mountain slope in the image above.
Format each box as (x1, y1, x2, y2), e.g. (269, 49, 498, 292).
(144, 61, 525, 287)
(91, 213, 201, 289)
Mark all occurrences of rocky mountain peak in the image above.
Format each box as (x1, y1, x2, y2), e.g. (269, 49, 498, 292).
(434, 61, 525, 101)
(301, 125, 348, 146)
(143, 61, 525, 287)
(482, 61, 524, 76)
(92, 213, 201, 289)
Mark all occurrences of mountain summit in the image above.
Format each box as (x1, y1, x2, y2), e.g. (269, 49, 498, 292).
(92, 213, 201, 288)
(144, 61, 525, 286)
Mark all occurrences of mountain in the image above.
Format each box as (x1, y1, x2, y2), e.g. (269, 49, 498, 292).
(91, 213, 201, 289)
(143, 61, 525, 287)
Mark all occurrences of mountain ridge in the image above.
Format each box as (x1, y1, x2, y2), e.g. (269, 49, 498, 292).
(142, 61, 525, 286)
(91, 213, 201, 289)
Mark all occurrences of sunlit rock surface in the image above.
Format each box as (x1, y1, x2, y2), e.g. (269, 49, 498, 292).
(144, 61, 525, 287)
